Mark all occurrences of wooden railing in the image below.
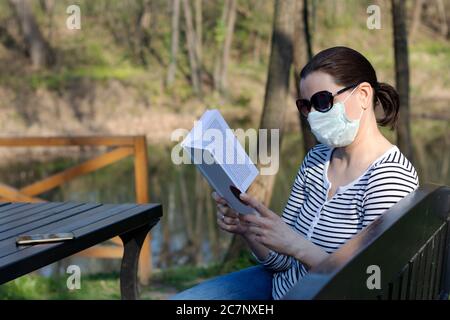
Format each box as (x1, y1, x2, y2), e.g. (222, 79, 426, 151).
(0, 136, 152, 285)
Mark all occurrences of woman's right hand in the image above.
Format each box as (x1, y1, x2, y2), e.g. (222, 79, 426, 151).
(212, 191, 249, 236)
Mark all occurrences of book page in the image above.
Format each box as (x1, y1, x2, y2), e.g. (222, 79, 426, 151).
(181, 109, 259, 214)
(203, 110, 258, 191)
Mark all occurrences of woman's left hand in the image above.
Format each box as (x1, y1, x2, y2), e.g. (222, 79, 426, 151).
(239, 192, 304, 258)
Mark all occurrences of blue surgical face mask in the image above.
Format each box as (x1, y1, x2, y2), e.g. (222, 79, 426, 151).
(307, 86, 362, 148)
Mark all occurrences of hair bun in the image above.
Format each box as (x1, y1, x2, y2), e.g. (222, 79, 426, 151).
(375, 82, 400, 128)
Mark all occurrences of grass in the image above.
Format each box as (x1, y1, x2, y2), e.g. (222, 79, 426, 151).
(0, 254, 257, 300)
(0, 272, 121, 300)
(26, 65, 146, 91)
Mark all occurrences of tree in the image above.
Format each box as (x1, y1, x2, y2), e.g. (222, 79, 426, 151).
(392, 0, 413, 161)
(224, 0, 295, 262)
(214, 0, 237, 94)
(135, 0, 152, 66)
(167, 0, 181, 86)
(38, 0, 55, 42)
(303, 0, 313, 61)
(182, 0, 202, 95)
(410, 0, 424, 40)
(213, 0, 230, 92)
(100, 0, 156, 67)
(9, 0, 55, 68)
(293, 0, 316, 155)
(194, 0, 202, 65)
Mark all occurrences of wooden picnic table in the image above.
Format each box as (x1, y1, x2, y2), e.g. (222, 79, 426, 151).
(0, 201, 162, 299)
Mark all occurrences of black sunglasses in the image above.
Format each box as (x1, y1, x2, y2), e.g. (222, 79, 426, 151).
(296, 84, 359, 117)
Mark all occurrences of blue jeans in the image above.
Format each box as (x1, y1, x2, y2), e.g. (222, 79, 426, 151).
(169, 265, 273, 300)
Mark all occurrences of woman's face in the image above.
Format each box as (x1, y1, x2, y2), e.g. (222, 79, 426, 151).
(299, 71, 363, 121)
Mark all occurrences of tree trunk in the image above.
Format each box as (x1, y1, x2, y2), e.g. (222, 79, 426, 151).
(135, 0, 151, 66)
(213, 0, 230, 93)
(181, 0, 202, 95)
(224, 0, 295, 262)
(178, 167, 195, 263)
(303, 0, 313, 60)
(218, 0, 237, 94)
(392, 0, 413, 161)
(193, 171, 204, 265)
(194, 0, 205, 86)
(9, 0, 55, 68)
(253, 31, 261, 64)
(293, 0, 316, 155)
(436, 0, 448, 37)
(38, 0, 54, 42)
(194, 0, 202, 63)
(410, 0, 424, 40)
(167, 0, 181, 86)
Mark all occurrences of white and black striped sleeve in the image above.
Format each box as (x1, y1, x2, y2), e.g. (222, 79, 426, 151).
(362, 161, 419, 228)
(254, 150, 311, 271)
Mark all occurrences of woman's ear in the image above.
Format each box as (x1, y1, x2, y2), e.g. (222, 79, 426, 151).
(358, 82, 373, 110)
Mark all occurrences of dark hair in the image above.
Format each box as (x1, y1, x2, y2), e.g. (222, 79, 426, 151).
(300, 46, 399, 128)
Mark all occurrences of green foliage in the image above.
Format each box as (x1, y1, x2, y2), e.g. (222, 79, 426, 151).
(0, 276, 50, 300)
(25, 65, 144, 91)
(214, 17, 227, 46)
(0, 273, 120, 300)
(0, 254, 257, 299)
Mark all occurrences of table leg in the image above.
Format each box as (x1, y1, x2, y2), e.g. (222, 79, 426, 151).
(119, 224, 151, 300)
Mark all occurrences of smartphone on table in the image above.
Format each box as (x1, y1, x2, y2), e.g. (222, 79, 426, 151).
(16, 232, 75, 245)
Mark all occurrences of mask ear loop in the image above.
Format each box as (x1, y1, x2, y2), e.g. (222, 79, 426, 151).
(342, 85, 364, 121)
(342, 85, 359, 104)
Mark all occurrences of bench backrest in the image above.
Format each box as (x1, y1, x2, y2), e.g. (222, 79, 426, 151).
(283, 184, 450, 300)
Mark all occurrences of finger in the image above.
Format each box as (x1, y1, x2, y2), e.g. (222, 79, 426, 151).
(223, 216, 239, 225)
(216, 203, 239, 218)
(217, 218, 240, 233)
(216, 211, 239, 225)
(212, 192, 228, 205)
(217, 205, 238, 219)
(239, 193, 274, 218)
(217, 218, 229, 231)
(217, 203, 228, 214)
(224, 209, 239, 218)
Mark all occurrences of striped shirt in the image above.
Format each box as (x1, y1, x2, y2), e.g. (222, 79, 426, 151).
(256, 143, 419, 300)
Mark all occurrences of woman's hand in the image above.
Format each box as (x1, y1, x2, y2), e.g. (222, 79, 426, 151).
(212, 191, 249, 236)
(239, 193, 302, 257)
(240, 192, 329, 269)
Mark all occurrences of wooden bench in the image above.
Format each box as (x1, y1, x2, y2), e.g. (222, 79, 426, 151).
(283, 184, 450, 300)
(0, 201, 162, 299)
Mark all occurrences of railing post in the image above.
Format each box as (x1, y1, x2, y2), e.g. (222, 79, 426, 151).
(134, 136, 151, 285)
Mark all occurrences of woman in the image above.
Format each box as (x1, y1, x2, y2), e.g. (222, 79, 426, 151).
(170, 46, 419, 300)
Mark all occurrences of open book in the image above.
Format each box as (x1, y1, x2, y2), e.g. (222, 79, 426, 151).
(181, 109, 259, 214)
